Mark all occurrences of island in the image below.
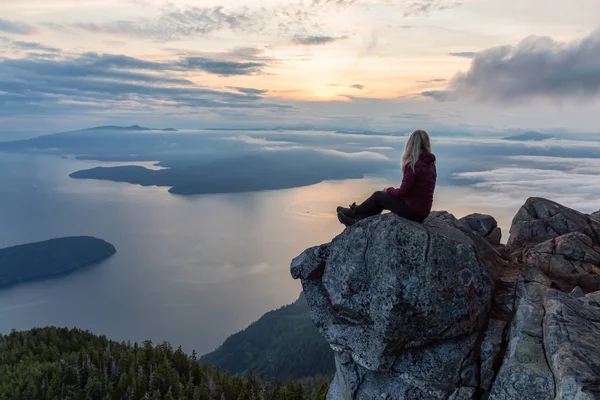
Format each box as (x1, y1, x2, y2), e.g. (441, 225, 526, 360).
(0, 236, 116, 288)
(503, 131, 555, 141)
(69, 155, 381, 195)
(87, 125, 177, 132)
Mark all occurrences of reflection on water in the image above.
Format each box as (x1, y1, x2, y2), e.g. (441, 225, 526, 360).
(0, 153, 517, 354)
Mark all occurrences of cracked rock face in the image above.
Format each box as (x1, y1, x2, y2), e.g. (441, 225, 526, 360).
(490, 279, 600, 400)
(291, 212, 493, 399)
(489, 279, 555, 400)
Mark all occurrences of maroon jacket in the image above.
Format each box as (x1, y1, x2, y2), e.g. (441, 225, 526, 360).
(387, 152, 437, 216)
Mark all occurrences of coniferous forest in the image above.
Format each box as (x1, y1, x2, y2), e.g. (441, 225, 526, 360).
(0, 327, 329, 400)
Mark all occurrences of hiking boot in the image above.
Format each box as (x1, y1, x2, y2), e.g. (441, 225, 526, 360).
(337, 210, 361, 227)
(336, 202, 358, 217)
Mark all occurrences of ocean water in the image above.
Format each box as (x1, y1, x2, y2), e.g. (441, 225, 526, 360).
(0, 153, 517, 354)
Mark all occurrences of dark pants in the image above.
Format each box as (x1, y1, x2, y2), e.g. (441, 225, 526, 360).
(354, 191, 426, 222)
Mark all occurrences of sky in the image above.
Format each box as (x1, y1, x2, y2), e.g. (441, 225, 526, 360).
(1, 0, 600, 135)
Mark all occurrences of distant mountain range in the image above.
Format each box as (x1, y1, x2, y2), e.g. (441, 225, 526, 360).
(503, 131, 555, 141)
(0, 125, 392, 195)
(86, 125, 177, 132)
(201, 294, 334, 381)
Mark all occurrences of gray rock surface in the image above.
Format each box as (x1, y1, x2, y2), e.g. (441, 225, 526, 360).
(570, 286, 584, 298)
(522, 267, 552, 287)
(448, 387, 476, 400)
(292, 212, 493, 399)
(544, 289, 600, 399)
(489, 279, 555, 400)
(591, 210, 600, 220)
(507, 197, 600, 250)
(480, 319, 507, 391)
(327, 340, 479, 400)
(508, 198, 600, 293)
(523, 232, 600, 276)
(293, 197, 600, 400)
(490, 278, 600, 400)
(292, 212, 493, 372)
(459, 213, 502, 245)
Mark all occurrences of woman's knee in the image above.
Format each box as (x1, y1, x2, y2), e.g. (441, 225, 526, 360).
(372, 190, 387, 200)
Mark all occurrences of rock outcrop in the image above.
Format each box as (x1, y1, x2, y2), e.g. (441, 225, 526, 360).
(291, 197, 600, 400)
(509, 198, 600, 293)
(491, 276, 600, 400)
(459, 213, 502, 245)
(292, 212, 494, 399)
(522, 232, 600, 292)
(507, 197, 600, 251)
(591, 210, 600, 220)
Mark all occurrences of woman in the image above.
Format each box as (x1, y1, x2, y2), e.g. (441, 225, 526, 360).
(337, 129, 436, 227)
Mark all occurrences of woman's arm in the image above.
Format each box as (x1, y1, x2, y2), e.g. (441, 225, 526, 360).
(386, 165, 416, 199)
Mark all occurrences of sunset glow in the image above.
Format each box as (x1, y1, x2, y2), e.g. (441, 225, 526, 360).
(2, 0, 600, 133)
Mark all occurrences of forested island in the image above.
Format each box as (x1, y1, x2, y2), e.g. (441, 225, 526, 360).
(69, 155, 378, 195)
(0, 236, 116, 288)
(0, 327, 329, 399)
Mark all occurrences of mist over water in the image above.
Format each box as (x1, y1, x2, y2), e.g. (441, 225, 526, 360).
(0, 152, 522, 354)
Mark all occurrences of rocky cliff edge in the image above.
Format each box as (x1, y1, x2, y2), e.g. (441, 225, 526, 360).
(291, 197, 600, 400)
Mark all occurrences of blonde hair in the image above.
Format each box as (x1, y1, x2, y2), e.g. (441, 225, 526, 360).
(402, 129, 432, 173)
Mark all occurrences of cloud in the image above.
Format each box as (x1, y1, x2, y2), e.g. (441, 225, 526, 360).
(0, 51, 288, 117)
(390, 112, 429, 119)
(350, 84, 365, 90)
(11, 40, 61, 53)
(76, 6, 263, 41)
(455, 165, 600, 213)
(417, 78, 447, 83)
(424, 30, 600, 103)
(177, 57, 265, 76)
(224, 47, 270, 61)
(73, 3, 327, 42)
(403, 0, 462, 17)
(449, 52, 478, 58)
(222, 135, 294, 146)
(366, 146, 395, 150)
(292, 35, 346, 45)
(421, 90, 451, 101)
(0, 18, 37, 35)
(228, 87, 269, 95)
(316, 148, 390, 160)
(65, 1, 450, 44)
(310, 0, 358, 7)
(507, 156, 600, 175)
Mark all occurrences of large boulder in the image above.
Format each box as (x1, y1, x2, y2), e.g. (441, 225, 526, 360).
(459, 213, 502, 245)
(289, 198, 600, 400)
(507, 197, 600, 251)
(508, 198, 600, 293)
(291, 212, 494, 399)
